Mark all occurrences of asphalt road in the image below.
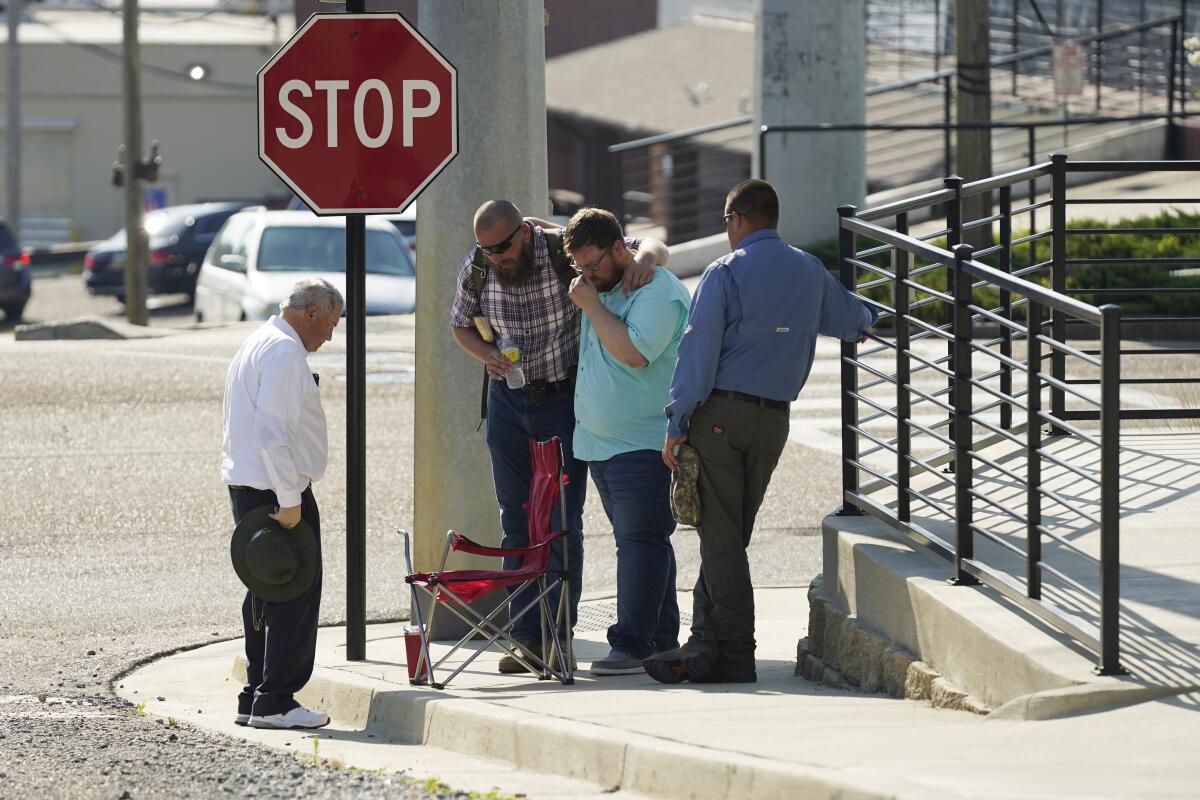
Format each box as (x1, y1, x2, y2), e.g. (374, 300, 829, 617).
(0, 273, 836, 798)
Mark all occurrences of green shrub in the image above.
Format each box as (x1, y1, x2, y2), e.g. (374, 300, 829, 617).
(810, 210, 1200, 326)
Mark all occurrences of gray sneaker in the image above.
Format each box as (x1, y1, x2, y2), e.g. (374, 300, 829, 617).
(590, 649, 646, 676)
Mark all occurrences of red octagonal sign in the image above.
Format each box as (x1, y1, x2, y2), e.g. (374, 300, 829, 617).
(259, 14, 457, 215)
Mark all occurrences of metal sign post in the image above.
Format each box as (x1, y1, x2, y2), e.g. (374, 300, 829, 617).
(345, 0, 366, 664)
(346, 210, 366, 661)
(257, 7, 457, 662)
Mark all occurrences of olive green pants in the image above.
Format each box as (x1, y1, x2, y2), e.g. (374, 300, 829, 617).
(686, 394, 789, 668)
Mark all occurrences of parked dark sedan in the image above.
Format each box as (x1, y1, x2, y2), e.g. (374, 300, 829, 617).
(83, 202, 252, 301)
(0, 217, 31, 322)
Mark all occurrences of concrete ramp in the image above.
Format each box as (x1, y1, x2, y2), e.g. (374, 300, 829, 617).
(818, 431, 1200, 716)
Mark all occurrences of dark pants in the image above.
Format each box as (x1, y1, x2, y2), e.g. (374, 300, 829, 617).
(686, 395, 788, 670)
(229, 485, 322, 717)
(485, 379, 586, 640)
(590, 449, 679, 659)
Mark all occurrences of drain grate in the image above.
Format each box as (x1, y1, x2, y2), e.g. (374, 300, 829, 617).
(575, 601, 693, 634)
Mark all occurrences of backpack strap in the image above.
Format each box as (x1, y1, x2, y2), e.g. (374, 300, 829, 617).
(542, 229, 578, 287)
(470, 246, 490, 300)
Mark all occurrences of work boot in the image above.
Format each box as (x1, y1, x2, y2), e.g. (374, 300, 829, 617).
(642, 646, 715, 684)
(497, 637, 541, 674)
(545, 640, 577, 673)
(687, 654, 757, 684)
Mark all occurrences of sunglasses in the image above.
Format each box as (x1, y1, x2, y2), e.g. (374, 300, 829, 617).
(477, 222, 525, 256)
(722, 210, 738, 225)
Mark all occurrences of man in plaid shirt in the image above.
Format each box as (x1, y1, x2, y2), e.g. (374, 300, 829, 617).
(450, 199, 666, 673)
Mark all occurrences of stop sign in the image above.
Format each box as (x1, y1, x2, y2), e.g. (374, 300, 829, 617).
(258, 13, 457, 214)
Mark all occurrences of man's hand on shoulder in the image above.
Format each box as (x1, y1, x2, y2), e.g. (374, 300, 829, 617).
(621, 248, 658, 295)
(270, 504, 302, 529)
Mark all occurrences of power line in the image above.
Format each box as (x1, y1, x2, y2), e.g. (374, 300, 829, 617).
(28, 15, 258, 93)
(83, 0, 284, 31)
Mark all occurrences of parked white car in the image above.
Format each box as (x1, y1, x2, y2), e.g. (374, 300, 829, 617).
(193, 209, 416, 323)
(383, 203, 416, 257)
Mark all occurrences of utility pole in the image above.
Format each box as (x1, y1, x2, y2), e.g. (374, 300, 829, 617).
(5, 0, 21, 242)
(755, 0, 866, 247)
(956, 0, 993, 250)
(122, 0, 147, 326)
(413, 0, 547, 637)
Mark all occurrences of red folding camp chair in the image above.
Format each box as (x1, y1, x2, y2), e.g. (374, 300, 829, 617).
(399, 436, 575, 689)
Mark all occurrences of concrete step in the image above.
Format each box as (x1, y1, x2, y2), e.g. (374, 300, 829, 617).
(822, 430, 1200, 714)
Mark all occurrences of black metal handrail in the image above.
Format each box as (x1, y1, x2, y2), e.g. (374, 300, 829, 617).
(837, 155, 1200, 675)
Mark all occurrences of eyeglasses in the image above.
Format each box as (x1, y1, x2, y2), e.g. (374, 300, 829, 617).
(476, 222, 525, 256)
(569, 243, 613, 273)
(722, 210, 738, 225)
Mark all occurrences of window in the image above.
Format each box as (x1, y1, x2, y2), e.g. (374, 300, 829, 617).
(209, 215, 254, 270)
(196, 211, 235, 237)
(257, 227, 414, 276)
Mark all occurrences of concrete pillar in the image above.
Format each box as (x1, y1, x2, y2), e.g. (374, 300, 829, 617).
(956, 0, 993, 249)
(755, 0, 865, 248)
(413, 2, 548, 583)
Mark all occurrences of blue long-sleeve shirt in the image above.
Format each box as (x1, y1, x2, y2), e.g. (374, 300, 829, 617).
(665, 228, 875, 439)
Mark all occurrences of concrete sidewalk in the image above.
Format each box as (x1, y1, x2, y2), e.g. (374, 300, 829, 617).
(121, 587, 1199, 799)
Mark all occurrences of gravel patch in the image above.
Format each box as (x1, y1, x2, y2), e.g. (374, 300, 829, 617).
(0, 693, 481, 799)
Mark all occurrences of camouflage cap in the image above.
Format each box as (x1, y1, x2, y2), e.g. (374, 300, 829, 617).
(670, 442, 702, 527)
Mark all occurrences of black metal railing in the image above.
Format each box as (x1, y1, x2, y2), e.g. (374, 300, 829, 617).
(866, 0, 1193, 106)
(605, 14, 1187, 244)
(837, 155, 1200, 675)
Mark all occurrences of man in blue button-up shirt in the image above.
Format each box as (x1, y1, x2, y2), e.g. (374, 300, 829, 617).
(645, 179, 874, 685)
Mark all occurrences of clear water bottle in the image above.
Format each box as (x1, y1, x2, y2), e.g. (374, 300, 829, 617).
(500, 341, 526, 389)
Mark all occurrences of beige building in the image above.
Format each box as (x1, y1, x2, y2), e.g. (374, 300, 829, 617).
(0, 9, 296, 244)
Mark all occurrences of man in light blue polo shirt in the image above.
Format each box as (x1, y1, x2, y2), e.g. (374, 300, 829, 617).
(563, 207, 691, 676)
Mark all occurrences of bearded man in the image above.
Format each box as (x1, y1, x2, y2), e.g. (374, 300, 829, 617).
(449, 200, 667, 672)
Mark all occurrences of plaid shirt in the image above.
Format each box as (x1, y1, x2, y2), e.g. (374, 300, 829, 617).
(450, 224, 639, 383)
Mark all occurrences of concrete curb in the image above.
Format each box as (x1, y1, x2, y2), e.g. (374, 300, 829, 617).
(820, 514, 1200, 717)
(231, 655, 939, 800)
(13, 316, 176, 341)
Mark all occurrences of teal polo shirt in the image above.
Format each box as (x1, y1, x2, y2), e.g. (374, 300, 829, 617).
(573, 267, 691, 462)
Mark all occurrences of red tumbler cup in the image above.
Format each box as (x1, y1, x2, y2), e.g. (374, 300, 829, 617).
(404, 624, 428, 683)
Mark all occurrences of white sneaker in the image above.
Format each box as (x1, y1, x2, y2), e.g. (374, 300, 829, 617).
(248, 706, 330, 730)
(234, 713, 250, 726)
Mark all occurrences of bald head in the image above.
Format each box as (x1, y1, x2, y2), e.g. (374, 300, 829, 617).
(474, 200, 523, 234)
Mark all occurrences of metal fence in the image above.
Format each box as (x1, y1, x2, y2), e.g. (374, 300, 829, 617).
(607, 13, 1187, 244)
(866, 0, 1194, 99)
(837, 155, 1200, 674)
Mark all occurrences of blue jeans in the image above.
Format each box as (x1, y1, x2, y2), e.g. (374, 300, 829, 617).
(485, 379, 586, 641)
(589, 449, 679, 659)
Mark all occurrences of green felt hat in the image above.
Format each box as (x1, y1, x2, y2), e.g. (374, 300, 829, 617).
(230, 505, 317, 603)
